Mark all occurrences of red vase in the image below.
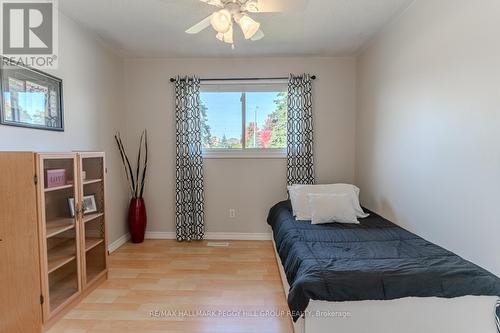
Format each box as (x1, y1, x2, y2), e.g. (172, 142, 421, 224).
(128, 198, 147, 243)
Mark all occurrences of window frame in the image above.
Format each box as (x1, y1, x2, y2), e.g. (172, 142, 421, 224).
(202, 147, 286, 159)
(200, 80, 288, 159)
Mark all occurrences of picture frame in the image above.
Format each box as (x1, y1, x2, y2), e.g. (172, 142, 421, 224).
(0, 57, 64, 131)
(68, 195, 97, 218)
(82, 195, 98, 214)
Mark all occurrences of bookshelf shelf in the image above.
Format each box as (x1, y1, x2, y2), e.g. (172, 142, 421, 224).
(46, 218, 75, 238)
(83, 212, 104, 224)
(85, 238, 104, 252)
(44, 184, 73, 192)
(47, 240, 76, 274)
(83, 178, 102, 186)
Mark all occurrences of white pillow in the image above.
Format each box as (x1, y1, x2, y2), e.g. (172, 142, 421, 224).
(308, 193, 359, 225)
(288, 183, 368, 220)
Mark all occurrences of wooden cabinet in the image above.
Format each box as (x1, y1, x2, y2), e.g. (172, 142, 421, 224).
(0, 152, 108, 332)
(0, 153, 43, 333)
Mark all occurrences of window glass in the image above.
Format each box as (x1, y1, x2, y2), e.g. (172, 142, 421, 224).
(245, 92, 287, 149)
(200, 92, 243, 149)
(200, 84, 287, 150)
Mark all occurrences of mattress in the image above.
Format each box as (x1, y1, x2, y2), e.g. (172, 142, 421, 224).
(267, 200, 500, 322)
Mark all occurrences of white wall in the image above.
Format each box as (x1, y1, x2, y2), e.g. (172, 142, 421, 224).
(123, 57, 357, 234)
(356, 0, 500, 276)
(0, 12, 129, 244)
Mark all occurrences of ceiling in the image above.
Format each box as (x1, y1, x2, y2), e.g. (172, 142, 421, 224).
(59, 0, 414, 58)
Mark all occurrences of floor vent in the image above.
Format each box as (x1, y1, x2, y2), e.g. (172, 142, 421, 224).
(207, 242, 230, 247)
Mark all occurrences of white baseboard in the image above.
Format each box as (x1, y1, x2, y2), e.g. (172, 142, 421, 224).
(205, 232, 272, 240)
(107, 231, 272, 253)
(145, 231, 176, 239)
(108, 233, 130, 253)
(145, 231, 272, 241)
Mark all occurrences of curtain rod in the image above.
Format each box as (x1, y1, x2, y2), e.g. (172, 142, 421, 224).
(169, 75, 316, 83)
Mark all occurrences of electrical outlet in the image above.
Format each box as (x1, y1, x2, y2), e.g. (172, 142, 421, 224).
(229, 208, 236, 218)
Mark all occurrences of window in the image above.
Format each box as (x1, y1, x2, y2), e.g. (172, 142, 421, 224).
(200, 81, 288, 158)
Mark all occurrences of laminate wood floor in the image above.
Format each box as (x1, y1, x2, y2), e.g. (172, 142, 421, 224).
(47, 240, 294, 333)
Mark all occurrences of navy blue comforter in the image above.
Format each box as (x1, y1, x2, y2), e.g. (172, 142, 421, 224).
(267, 200, 500, 321)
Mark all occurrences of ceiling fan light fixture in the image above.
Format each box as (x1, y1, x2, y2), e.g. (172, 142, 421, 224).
(187, 0, 266, 46)
(242, 0, 259, 13)
(250, 29, 265, 41)
(237, 14, 260, 39)
(204, 0, 224, 7)
(210, 9, 232, 33)
(216, 24, 234, 44)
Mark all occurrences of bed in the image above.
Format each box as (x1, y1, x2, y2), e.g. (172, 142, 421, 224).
(268, 200, 500, 333)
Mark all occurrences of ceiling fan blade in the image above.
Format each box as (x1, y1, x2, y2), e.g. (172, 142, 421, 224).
(185, 15, 212, 34)
(251, 29, 264, 41)
(256, 0, 308, 13)
(200, 0, 224, 7)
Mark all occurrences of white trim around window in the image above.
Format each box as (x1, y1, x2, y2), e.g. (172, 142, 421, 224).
(202, 148, 286, 159)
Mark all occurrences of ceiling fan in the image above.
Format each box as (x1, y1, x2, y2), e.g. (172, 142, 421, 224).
(186, 0, 304, 47)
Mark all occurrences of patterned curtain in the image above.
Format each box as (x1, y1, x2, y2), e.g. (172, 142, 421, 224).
(496, 298, 499, 333)
(287, 74, 315, 185)
(174, 76, 205, 241)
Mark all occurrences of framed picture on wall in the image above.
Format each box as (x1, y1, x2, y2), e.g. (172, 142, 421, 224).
(0, 57, 64, 131)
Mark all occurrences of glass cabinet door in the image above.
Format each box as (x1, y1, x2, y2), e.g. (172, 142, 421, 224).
(39, 154, 81, 317)
(79, 153, 107, 286)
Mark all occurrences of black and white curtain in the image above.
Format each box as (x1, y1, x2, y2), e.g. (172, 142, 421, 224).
(496, 298, 499, 333)
(174, 76, 205, 241)
(287, 74, 315, 185)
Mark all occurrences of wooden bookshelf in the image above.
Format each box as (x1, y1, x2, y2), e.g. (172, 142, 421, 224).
(0, 152, 108, 330)
(35, 152, 108, 326)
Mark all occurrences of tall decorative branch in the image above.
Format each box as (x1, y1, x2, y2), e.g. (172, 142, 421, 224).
(139, 130, 148, 198)
(115, 130, 148, 198)
(115, 133, 135, 197)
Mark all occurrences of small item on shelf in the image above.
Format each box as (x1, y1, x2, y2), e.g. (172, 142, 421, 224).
(82, 194, 97, 214)
(68, 194, 98, 217)
(45, 169, 66, 188)
(81, 171, 87, 180)
(68, 197, 76, 217)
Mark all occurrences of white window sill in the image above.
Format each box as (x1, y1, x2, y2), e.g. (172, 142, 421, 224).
(202, 149, 286, 159)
